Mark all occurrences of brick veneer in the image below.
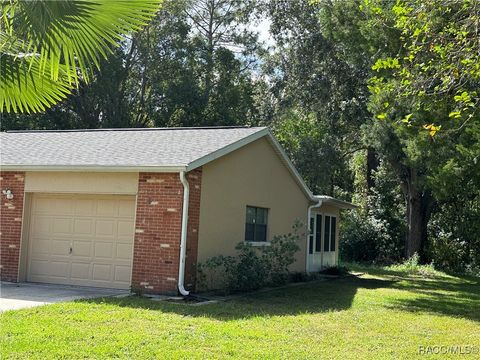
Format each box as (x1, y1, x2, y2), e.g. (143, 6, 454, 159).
(184, 169, 202, 290)
(131, 170, 202, 294)
(0, 172, 25, 282)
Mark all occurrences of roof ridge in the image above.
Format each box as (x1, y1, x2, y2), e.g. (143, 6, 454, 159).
(5, 126, 263, 134)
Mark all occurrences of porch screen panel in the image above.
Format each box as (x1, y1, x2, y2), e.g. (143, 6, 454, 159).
(330, 217, 337, 251)
(324, 215, 330, 251)
(315, 214, 322, 252)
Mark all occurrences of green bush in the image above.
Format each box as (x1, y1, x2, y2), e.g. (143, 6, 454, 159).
(340, 211, 401, 264)
(198, 222, 302, 294)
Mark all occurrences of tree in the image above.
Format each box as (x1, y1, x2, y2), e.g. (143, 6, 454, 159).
(267, 0, 479, 268)
(264, 0, 367, 196)
(1, 0, 264, 130)
(0, 0, 161, 113)
(366, 0, 480, 258)
(184, 0, 258, 97)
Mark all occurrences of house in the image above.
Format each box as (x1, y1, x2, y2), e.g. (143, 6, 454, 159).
(0, 127, 355, 294)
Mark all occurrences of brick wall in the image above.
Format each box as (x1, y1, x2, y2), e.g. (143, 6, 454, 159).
(184, 169, 202, 290)
(0, 172, 25, 282)
(131, 170, 202, 294)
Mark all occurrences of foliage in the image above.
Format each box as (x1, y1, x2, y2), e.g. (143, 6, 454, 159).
(261, 221, 303, 285)
(387, 253, 441, 278)
(198, 244, 266, 294)
(273, 110, 351, 195)
(198, 222, 302, 293)
(427, 196, 480, 275)
(340, 211, 396, 265)
(0, 0, 161, 113)
(362, 0, 480, 259)
(1, 0, 264, 129)
(264, 0, 368, 198)
(368, 0, 480, 135)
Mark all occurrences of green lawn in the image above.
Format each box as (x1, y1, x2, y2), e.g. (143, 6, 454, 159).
(1, 267, 479, 359)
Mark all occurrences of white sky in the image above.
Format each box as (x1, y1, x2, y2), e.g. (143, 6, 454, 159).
(256, 18, 275, 48)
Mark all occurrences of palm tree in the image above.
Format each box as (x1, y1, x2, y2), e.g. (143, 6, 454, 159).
(1, 0, 161, 113)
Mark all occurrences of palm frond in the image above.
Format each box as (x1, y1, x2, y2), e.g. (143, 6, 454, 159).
(0, 53, 71, 113)
(1, 0, 162, 113)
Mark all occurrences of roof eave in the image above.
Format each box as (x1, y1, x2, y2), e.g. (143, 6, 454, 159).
(0, 165, 187, 173)
(315, 195, 358, 210)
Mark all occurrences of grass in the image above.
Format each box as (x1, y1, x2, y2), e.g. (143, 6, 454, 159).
(1, 267, 479, 359)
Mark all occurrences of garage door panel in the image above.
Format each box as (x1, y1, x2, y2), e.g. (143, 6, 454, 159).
(75, 199, 95, 215)
(94, 242, 113, 258)
(73, 240, 92, 257)
(117, 220, 135, 238)
(116, 243, 133, 260)
(28, 194, 135, 289)
(73, 218, 94, 235)
(54, 198, 75, 214)
(95, 220, 115, 237)
(52, 218, 73, 234)
(31, 237, 50, 254)
(93, 263, 112, 281)
(118, 200, 135, 217)
(31, 216, 51, 235)
(29, 259, 50, 276)
(34, 197, 56, 213)
(71, 262, 90, 279)
(114, 265, 131, 283)
(96, 199, 117, 216)
(49, 261, 70, 278)
(51, 239, 70, 255)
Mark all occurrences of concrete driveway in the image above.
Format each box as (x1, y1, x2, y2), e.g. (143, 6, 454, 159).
(0, 282, 129, 312)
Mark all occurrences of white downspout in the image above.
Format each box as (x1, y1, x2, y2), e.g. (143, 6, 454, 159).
(306, 200, 322, 273)
(178, 171, 190, 296)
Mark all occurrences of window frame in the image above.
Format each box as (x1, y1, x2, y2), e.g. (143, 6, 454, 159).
(245, 206, 269, 243)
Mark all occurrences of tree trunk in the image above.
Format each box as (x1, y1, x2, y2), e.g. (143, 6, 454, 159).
(402, 170, 433, 260)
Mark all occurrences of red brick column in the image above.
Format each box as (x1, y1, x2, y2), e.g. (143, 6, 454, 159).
(131, 171, 202, 295)
(131, 173, 183, 294)
(0, 172, 25, 282)
(185, 169, 202, 290)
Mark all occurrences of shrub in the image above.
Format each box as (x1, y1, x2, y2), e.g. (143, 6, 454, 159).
(387, 253, 441, 277)
(340, 211, 400, 264)
(198, 222, 303, 293)
(261, 222, 302, 285)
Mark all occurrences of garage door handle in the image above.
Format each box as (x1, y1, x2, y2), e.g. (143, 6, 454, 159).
(69, 247, 73, 254)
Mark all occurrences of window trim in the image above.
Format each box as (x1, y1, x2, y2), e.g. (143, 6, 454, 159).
(245, 205, 269, 243)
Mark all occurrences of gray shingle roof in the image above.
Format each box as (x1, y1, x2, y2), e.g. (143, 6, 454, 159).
(0, 127, 267, 170)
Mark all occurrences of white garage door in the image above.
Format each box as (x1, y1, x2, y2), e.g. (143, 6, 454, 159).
(27, 194, 136, 289)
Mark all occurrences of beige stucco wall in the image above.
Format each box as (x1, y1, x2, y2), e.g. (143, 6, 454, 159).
(24, 172, 139, 194)
(197, 137, 311, 272)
